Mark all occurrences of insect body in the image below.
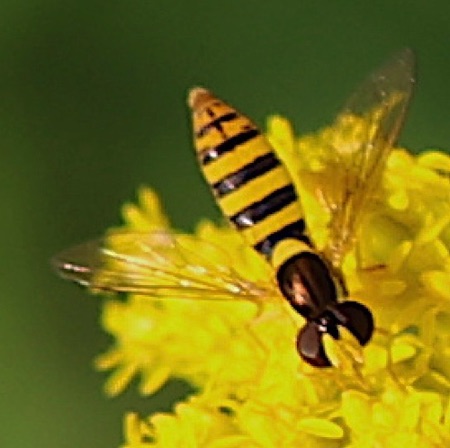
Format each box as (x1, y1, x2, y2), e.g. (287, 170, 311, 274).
(188, 90, 374, 367)
(53, 49, 415, 367)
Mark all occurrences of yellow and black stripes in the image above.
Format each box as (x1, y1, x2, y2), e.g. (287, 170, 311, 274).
(195, 111, 239, 139)
(188, 87, 311, 262)
(198, 127, 260, 165)
(212, 152, 281, 197)
(254, 220, 309, 258)
(230, 184, 297, 229)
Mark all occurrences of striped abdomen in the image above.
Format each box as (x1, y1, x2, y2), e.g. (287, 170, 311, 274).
(188, 87, 312, 271)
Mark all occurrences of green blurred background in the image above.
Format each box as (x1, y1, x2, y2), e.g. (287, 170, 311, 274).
(1, 1, 449, 446)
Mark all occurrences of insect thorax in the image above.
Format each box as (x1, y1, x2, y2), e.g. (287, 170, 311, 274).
(273, 239, 338, 320)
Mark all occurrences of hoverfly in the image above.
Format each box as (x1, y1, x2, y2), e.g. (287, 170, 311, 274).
(53, 49, 415, 367)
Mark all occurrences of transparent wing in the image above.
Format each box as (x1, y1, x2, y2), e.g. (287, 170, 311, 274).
(312, 48, 416, 267)
(52, 231, 276, 301)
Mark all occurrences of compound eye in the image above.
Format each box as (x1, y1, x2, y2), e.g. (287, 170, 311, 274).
(334, 301, 374, 346)
(296, 321, 332, 368)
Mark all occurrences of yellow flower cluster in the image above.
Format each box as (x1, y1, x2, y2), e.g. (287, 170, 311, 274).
(95, 117, 450, 447)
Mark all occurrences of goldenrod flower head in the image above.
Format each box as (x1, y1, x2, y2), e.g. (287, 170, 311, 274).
(95, 117, 450, 447)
